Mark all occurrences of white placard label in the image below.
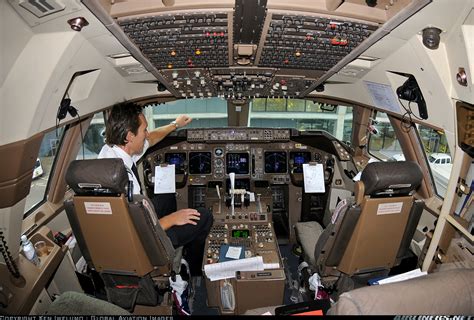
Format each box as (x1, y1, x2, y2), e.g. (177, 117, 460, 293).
(84, 202, 112, 215)
(377, 202, 403, 215)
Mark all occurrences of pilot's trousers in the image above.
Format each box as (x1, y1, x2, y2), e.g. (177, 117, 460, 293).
(151, 193, 213, 276)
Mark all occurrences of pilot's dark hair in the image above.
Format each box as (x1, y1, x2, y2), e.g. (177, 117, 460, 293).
(105, 101, 144, 146)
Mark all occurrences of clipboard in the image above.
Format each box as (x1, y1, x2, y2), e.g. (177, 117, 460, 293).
(303, 162, 325, 193)
(154, 164, 176, 194)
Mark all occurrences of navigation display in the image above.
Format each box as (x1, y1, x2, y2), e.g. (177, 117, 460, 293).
(264, 151, 287, 173)
(290, 151, 311, 173)
(189, 152, 212, 174)
(165, 152, 186, 174)
(226, 153, 249, 174)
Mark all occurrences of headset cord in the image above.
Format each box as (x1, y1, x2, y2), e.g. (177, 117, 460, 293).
(0, 229, 21, 279)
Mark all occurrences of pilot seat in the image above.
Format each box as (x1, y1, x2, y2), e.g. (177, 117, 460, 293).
(64, 158, 183, 313)
(295, 161, 424, 291)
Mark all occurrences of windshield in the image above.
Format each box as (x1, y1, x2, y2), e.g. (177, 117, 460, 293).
(148, 97, 353, 143)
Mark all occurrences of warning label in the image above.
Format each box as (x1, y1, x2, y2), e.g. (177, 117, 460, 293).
(84, 202, 112, 215)
(377, 202, 403, 215)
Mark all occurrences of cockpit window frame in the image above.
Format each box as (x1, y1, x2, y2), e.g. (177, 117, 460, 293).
(23, 125, 68, 219)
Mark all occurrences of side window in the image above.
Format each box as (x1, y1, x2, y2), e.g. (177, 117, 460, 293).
(416, 124, 452, 198)
(76, 112, 106, 160)
(368, 111, 404, 162)
(25, 127, 66, 215)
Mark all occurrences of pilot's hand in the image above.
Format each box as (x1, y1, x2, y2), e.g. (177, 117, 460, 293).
(175, 115, 192, 128)
(171, 208, 200, 226)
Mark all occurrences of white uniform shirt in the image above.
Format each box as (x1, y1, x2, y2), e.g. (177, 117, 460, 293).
(98, 140, 149, 195)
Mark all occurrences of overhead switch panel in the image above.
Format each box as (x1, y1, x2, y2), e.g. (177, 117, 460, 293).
(259, 13, 378, 71)
(118, 11, 230, 70)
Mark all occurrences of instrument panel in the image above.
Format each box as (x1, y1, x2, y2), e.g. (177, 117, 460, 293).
(142, 128, 354, 190)
(145, 140, 334, 188)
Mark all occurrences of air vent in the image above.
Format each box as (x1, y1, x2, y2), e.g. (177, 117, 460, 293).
(107, 54, 148, 76)
(19, 0, 65, 18)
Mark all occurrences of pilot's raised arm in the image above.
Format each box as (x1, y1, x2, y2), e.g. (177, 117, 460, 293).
(148, 114, 193, 147)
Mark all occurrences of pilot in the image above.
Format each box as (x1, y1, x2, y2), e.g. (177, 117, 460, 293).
(98, 101, 213, 276)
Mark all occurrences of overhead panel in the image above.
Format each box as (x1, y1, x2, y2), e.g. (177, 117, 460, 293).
(117, 11, 230, 70)
(269, 75, 315, 98)
(258, 12, 378, 71)
(210, 67, 276, 99)
(233, 0, 267, 44)
(161, 68, 216, 98)
(232, 0, 268, 66)
(90, 0, 431, 100)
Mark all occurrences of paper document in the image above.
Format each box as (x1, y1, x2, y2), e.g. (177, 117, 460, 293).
(154, 165, 176, 194)
(226, 246, 243, 260)
(364, 81, 401, 114)
(376, 268, 427, 285)
(204, 256, 264, 281)
(303, 163, 325, 193)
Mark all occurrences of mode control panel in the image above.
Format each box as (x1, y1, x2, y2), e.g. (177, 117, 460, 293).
(187, 128, 291, 142)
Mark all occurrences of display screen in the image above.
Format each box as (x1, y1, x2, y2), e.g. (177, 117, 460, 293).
(232, 229, 250, 238)
(189, 152, 212, 174)
(264, 151, 287, 173)
(290, 151, 311, 173)
(226, 153, 249, 174)
(226, 178, 250, 193)
(165, 152, 186, 174)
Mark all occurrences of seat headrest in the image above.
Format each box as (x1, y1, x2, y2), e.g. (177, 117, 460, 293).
(361, 161, 423, 196)
(66, 159, 129, 195)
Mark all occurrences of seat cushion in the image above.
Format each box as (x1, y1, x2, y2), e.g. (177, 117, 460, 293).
(45, 291, 131, 315)
(295, 221, 324, 266)
(328, 268, 474, 315)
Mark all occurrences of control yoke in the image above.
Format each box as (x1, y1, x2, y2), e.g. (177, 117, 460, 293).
(175, 160, 188, 189)
(289, 159, 304, 187)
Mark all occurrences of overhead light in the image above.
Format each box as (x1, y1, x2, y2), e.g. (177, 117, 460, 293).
(67, 17, 89, 32)
(365, 0, 377, 7)
(422, 27, 442, 50)
(157, 83, 167, 92)
(162, 0, 175, 6)
(315, 84, 325, 92)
